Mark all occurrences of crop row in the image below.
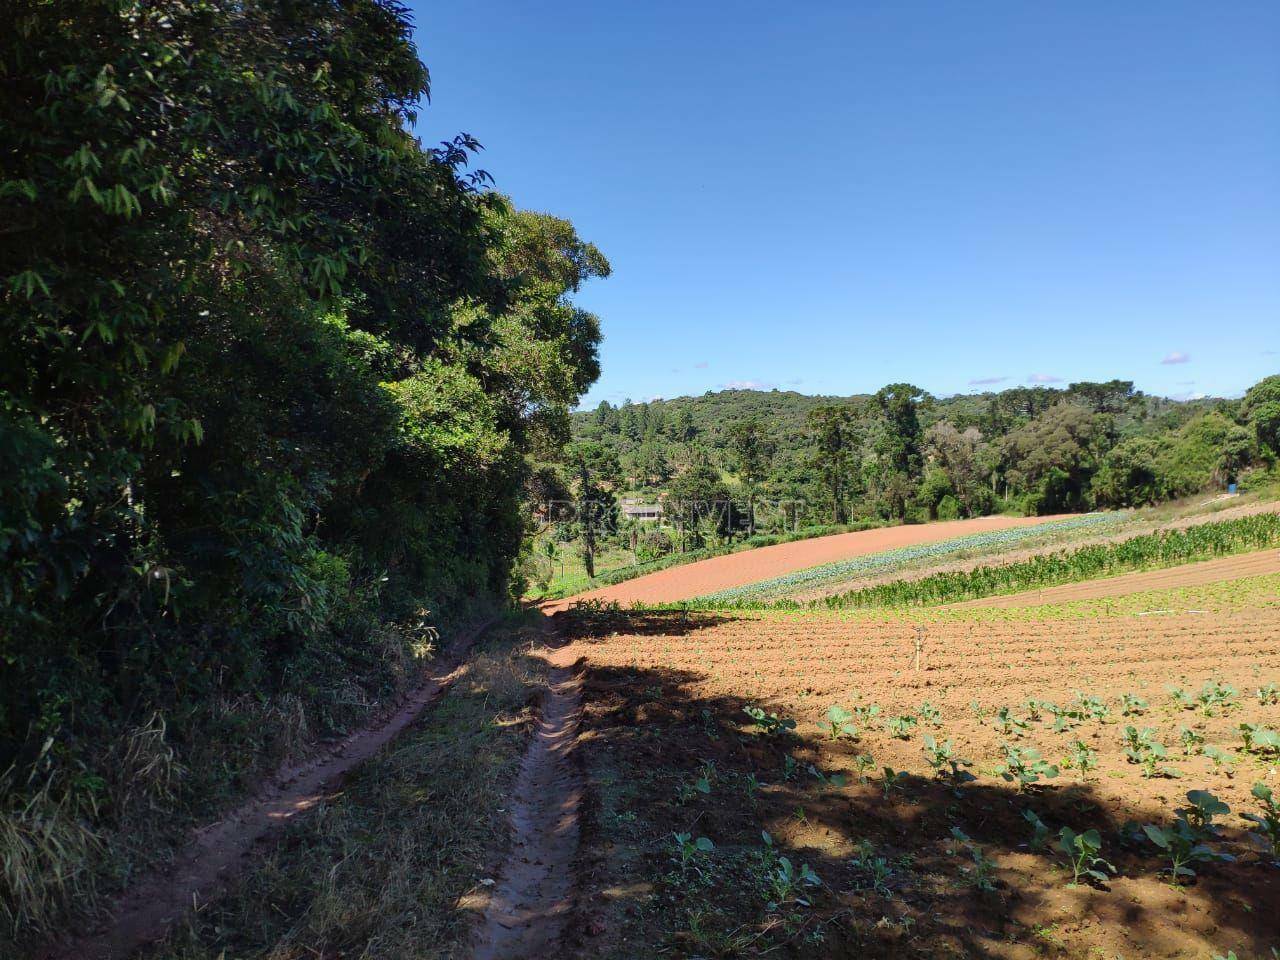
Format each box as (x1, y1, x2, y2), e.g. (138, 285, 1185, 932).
(815, 512, 1280, 609)
(696, 513, 1127, 603)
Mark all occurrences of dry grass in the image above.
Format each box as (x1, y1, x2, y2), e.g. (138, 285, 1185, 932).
(0, 768, 101, 935)
(141, 619, 550, 960)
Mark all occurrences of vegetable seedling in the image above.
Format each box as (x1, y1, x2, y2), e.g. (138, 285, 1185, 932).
(997, 744, 1058, 792)
(1056, 827, 1115, 887)
(1242, 782, 1280, 859)
(825, 704, 857, 740)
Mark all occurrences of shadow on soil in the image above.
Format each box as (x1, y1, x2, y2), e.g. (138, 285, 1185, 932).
(557, 608, 1280, 960)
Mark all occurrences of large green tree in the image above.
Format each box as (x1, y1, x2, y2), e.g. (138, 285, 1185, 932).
(0, 1, 606, 924)
(1241, 375, 1280, 459)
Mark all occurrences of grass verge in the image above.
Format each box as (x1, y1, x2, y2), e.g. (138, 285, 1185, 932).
(135, 617, 550, 960)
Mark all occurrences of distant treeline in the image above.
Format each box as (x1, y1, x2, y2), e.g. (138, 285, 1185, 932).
(554, 378, 1280, 539)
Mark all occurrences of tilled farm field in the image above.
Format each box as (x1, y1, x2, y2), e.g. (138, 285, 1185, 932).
(547, 514, 1078, 608)
(560, 606, 1280, 959)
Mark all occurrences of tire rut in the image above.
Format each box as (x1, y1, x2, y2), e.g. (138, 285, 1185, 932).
(472, 634, 583, 960)
(43, 617, 496, 960)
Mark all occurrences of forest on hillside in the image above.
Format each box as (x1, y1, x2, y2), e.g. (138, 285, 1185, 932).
(521, 377, 1280, 588)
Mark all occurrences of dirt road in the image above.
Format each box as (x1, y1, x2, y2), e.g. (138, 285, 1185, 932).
(45, 619, 496, 960)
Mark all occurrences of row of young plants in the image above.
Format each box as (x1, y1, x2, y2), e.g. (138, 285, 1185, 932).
(664, 694, 1279, 954)
(731, 511, 1280, 610)
(695, 513, 1127, 603)
(645, 676, 1278, 957)
(819, 681, 1280, 870)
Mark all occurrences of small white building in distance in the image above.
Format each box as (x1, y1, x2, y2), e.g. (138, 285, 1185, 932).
(620, 499, 663, 522)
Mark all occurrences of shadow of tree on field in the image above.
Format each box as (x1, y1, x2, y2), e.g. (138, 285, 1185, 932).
(555, 609, 1280, 960)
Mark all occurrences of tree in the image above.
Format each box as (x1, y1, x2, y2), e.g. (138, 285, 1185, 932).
(0, 0, 609, 894)
(571, 452, 617, 579)
(1066, 380, 1138, 415)
(807, 405, 857, 523)
(924, 422, 987, 517)
(870, 383, 931, 519)
(1241, 375, 1280, 459)
(669, 407, 697, 443)
(624, 442, 670, 488)
(727, 419, 774, 534)
(1093, 436, 1168, 507)
(1001, 402, 1107, 512)
(665, 460, 732, 550)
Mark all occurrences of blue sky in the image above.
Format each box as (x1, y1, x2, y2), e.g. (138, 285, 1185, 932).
(410, 1, 1279, 406)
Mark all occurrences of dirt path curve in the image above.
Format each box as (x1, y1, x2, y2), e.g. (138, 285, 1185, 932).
(45, 618, 497, 960)
(543, 513, 1077, 609)
(472, 623, 583, 960)
(950, 548, 1280, 608)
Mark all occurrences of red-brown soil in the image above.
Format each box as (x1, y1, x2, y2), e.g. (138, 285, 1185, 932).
(561, 606, 1280, 959)
(472, 638, 583, 960)
(951, 548, 1280, 608)
(547, 514, 1076, 609)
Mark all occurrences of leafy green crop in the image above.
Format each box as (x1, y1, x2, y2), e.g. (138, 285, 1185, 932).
(806, 513, 1280, 609)
(947, 827, 998, 891)
(993, 706, 1030, 737)
(1120, 693, 1148, 717)
(997, 745, 1058, 791)
(923, 736, 976, 791)
(1056, 827, 1115, 886)
(1143, 791, 1235, 882)
(758, 832, 821, 911)
(1197, 680, 1239, 717)
(673, 832, 716, 871)
(744, 706, 797, 736)
(824, 705, 857, 740)
(1242, 782, 1280, 859)
(1063, 740, 1098, 778)
(1239, 723, 1280, 758)
(885, 714, 919, 740)
(1179, 726, 1205, 755)
(1124, 726, 1179, 779)
(1023, 808, 1052, 851)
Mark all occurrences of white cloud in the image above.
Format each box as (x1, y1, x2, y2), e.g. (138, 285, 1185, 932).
(694, 360, 709, 369)
(968, 376, 1009, 386)
(1161, 351, 1191, 365)
(721, 379, 774, 390)
(1027, 373, 1062, 384)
